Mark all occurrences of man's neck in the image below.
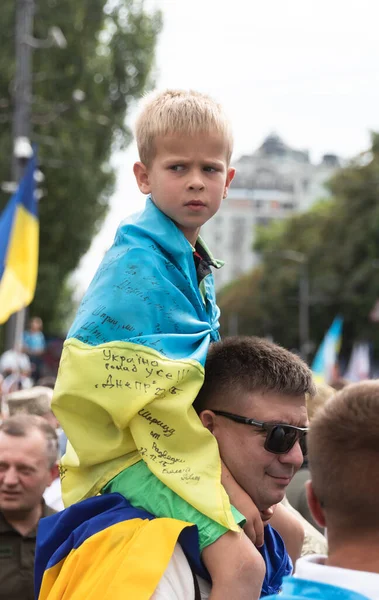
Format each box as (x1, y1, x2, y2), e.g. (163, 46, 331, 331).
(3, 502, 43, 536)
(326, 531, 379, 574)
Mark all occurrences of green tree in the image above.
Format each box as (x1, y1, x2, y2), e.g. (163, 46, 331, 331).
(219, 133, 379, 360)
(0, 0, 162, 334)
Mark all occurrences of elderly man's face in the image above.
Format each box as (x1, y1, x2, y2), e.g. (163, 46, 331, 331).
(0, 430, 54, 515)
(202, 391, 307, 511)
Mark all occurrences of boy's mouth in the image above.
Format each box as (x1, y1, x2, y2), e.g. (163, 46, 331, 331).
(185, 200, 206, 207)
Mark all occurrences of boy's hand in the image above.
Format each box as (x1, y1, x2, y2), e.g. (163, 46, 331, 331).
(242, 506, 265, 547)
(260, 504, 277, 523)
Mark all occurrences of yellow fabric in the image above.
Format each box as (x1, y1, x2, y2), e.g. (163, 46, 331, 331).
(38, 517, 191, 600)
(0, 204, 39, 324)
(53, 338, 237, 531)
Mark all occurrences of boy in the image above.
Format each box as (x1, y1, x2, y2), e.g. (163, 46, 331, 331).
(52, 90, 269, 598)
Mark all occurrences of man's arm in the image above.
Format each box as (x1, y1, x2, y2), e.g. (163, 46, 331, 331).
(270, 502, 305, 566)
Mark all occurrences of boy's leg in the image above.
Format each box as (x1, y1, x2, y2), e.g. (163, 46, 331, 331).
(203, 531, 265, 600)
(103, 461, 265, 598)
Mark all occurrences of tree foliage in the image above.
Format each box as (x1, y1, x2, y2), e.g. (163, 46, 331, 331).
(0, 0, 162, 334)
(219, 133, 379, 360)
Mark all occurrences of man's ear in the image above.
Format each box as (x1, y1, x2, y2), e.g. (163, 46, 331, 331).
(47, 463, 59, 487)
(133, 161, 152, 194)
(306, 480, 326, 528)
(198, 409, 216, 433)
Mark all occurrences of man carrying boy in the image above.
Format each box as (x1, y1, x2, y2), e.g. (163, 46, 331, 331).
(52, 90, 292, 599)
(37, 336, 312, 599)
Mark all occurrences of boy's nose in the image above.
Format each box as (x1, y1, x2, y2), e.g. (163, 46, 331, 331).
(187, 174, 205, 191)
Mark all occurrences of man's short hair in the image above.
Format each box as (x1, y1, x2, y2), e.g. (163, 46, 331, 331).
(0, 414, 58, 468)
(193, 336, 316, 414)
(135, 89, 233, 166)
(308, 380, 379, 531)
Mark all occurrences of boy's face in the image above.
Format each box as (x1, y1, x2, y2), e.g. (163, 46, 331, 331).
(134, 132, 235, 245)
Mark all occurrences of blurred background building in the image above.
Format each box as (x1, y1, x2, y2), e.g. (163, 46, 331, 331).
(202, 133, 340, 288)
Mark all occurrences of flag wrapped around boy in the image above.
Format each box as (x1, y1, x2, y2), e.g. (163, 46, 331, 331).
(53, 195, 237, 530)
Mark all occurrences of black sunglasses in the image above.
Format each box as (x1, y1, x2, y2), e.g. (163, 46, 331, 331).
(210, 409, 308, 456)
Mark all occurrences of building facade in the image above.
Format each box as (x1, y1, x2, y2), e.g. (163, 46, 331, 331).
(202, 134, 339, 289)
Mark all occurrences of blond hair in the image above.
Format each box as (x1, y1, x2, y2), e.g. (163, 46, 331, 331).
(306, 382, 335, 422)
(135, 89, 233, 166)
(308, 380, 379, 531)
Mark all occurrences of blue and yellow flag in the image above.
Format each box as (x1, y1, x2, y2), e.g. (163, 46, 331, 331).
(0, 153, 38, 324)
(35, 493, 292, 599)
(311, 316, 343, 384)
(35, 493, 200, 600)
(52, 197, 237, 531)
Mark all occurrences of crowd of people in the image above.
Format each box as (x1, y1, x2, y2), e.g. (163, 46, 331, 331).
(1, 89, 378, 600)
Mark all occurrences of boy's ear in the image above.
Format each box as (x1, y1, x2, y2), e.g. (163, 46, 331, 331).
(133, 162, 152, 194)
(306, 480, 326, 528)
(223, 167, 236, 198)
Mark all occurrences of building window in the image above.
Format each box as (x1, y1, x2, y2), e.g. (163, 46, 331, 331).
(256, 217, 272, 227)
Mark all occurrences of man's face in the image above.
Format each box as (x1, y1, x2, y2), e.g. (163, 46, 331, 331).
(133, 132, 235, 246)
(203, 391, 307, 511)
(0, 430, 54, 515)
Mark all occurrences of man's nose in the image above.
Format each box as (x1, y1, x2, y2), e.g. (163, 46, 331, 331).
(279, 440, 304, 469)
(2, 468, 19, 487)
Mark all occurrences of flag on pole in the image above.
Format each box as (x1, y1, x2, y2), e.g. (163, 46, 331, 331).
(0, 153, 38, 324)
(311, 316, 343, 384)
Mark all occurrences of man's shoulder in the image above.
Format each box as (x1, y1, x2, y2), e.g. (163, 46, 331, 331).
(43, 503, 58, 518)
(0, 510, 13, 533)
(265, 576, 371, 600)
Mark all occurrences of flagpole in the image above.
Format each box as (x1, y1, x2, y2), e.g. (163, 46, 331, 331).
(5, 0, 35, 350)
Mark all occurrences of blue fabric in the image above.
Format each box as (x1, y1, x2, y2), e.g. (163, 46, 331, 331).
(258, 524, 293, 597)
(23, 331, 45, 352)
(68, 196, 220, 364)
(35, 493, 291, 599)
(67, 198, 220, 365)
(265, 576, 370, 600)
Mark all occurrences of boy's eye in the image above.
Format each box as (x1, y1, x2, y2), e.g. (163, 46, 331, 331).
(203, 166, 217, 173)
(169, 165, 185, 172)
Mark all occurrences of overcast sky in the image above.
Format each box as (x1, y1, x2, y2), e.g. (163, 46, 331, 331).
(75, 0, 379, 292)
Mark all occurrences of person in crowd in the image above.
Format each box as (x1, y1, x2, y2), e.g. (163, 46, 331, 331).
(286, 382, 335, 533)
(0, 414, 58, 600)
(23, 317, 46, 381)
(267, 380, 379, 600)
(281, 496, 327, 558)
(5, 386, 64, 511)
(329, 377, 349, 391)
(36, 336, 314, 599)
(0, 343, 33, 395)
